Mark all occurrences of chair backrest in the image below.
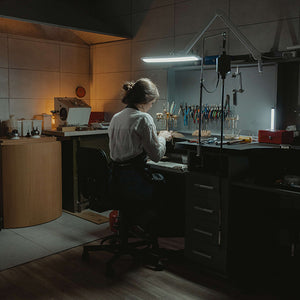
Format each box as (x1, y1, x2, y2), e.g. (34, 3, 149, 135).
(77, 147, 111, 212)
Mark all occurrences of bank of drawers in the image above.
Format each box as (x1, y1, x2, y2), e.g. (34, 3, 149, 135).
(185, 172, 227, 273)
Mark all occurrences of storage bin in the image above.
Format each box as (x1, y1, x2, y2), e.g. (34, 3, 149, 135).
(258, 130, 294, 144)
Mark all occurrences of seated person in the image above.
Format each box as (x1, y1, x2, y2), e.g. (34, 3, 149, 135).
(108, 78, 171, 241)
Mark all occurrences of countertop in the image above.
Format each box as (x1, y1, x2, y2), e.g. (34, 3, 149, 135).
(43, 129, 108, 137)
(175, 140, 300, 151)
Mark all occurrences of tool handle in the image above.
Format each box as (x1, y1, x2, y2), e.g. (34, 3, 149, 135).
(233, 91, 237, 106)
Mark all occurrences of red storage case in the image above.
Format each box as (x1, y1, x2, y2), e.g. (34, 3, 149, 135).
(89, 112, 104, 124)
(258, 130, 294, 144)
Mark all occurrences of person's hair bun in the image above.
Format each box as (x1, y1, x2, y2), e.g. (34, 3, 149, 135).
(121, 78, 159, 105)
(123, 82, 134, 91)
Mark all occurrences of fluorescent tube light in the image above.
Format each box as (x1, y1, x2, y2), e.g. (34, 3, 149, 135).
(271, 108, 275, 130)
(141, 55, 201, 63)
(141, 10, 262, 72)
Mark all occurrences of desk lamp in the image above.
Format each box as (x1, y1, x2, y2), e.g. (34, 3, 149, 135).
(141, 9, 262, 157)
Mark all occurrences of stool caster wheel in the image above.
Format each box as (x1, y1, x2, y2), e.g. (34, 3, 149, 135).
(82, 250, 89, 261)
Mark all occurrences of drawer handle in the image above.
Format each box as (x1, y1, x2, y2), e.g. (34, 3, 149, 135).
(194, 206, 214, 214)
(192, 250, 212, 260)
(194, 183, 214, 190)
(193, 228, 213, 237)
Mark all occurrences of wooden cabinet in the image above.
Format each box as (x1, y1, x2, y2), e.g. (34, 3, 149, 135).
(185, 172, 228, 275)
(0, 137, 62, 228)
(230, 182, 300, 280)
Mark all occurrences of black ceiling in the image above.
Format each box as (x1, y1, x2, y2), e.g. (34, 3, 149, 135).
(0, 0, 132, 38)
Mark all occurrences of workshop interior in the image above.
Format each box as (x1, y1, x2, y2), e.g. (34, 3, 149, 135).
(0, 0, 300, 298)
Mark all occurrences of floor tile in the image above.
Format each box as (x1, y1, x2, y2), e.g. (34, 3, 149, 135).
(0, 229, 52, 270)
(11, 213, 108, 252)
(0, 211, 110, 271)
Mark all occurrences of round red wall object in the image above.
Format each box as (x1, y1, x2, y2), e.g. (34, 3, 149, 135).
(76, 86, 86, 98)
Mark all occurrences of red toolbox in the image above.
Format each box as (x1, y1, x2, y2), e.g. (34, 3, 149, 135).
(89, 111, 104, 124)
(258, 130, 294, 144)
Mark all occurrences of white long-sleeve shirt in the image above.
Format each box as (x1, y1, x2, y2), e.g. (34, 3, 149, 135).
(108, 108, 166, 163)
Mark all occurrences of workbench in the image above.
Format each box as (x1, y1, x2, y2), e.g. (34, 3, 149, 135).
(176, 140, 300, 281)
(43, 129, 109, 212)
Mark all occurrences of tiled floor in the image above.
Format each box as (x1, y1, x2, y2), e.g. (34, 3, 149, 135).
(0, 211, 110, 271)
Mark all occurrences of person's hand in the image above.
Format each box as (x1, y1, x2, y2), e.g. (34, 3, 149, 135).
(158, 130, 172, 142)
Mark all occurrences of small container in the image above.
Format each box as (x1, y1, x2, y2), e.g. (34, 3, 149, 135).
(42, 114, 52, 130)
(258, 130, 294, 144)
(17, 120, 22, 135)
(10, 129, 20, 139)
(31, 127, 40, 138)
(8, 115, 17, 133)
(32, 119, 42, 136)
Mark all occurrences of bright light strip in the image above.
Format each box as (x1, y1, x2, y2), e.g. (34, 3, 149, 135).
(141, 55, 201, 63)
(271, 108, 275, 130)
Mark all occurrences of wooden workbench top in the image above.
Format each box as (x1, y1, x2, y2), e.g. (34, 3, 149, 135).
(43, 129, 108, 137)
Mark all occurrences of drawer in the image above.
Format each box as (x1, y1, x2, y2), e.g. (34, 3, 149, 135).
(185, 242, 226, 273)
(187, 173, 220, 195)
(186, 196, 220, 223)
(186, 222, 221, 246)
(188, 193, 220, 211)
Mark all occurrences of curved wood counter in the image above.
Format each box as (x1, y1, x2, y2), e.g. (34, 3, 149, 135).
(0, 136, 62, 228)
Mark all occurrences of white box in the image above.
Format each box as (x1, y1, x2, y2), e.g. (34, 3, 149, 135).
(21, 120, 32, 136)
(42, 114, 52, 130)
(17, 120, 22, 136)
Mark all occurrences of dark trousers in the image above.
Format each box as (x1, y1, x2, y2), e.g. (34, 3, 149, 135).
(109, 165, 163, 235)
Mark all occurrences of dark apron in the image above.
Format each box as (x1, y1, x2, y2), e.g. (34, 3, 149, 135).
(109, 153, 164, 230)
(110, 152, 152, 207)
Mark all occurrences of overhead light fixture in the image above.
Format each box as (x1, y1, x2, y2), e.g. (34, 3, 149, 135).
(141, 9, 262, 72)
(141, 9, 263, 158)
(141, 55, 200, 63)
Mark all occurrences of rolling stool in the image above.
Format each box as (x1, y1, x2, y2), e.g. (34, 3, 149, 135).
(82, 209, 164, 277)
